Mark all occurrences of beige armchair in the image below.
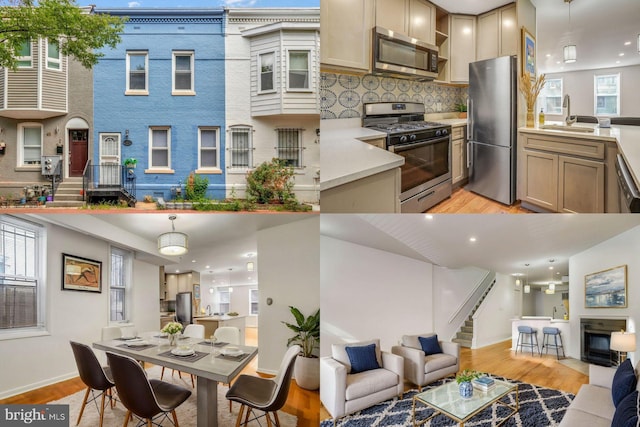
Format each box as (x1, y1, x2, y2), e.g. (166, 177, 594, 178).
(391, 333, 459, 391)
(320, 339, 404, 422)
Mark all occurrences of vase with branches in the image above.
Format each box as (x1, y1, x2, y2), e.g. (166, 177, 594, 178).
(519, 74, 546, 127)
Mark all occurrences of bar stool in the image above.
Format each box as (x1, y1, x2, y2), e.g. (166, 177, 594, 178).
(516, 326, 540, 355)
(541, 327, 565, 359)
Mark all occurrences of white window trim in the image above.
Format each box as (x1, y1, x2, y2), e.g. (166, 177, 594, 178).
(227, 125, 253, 174)
(258, 51, 277, 94)
(172, 51, 195, 96)
(286, 49, 312, 92)
(593, 73, 620, 117)
(0, 215, 48, 341)
(146, 126, 173, 173)
(541, 78, 563, 115)
(196, 126, 221, 173)
(45, 38, 62, 71)
(126, 51, 149, 96)
(249, 288, 258, 316)
(109, 246, 132, 324)
(17, 122, 43, 168)
(17, 39, 33, 69)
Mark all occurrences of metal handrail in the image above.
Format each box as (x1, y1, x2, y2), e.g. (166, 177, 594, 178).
(50, 161, 63, 201)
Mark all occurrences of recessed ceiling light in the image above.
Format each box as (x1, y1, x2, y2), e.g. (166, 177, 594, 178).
(616, 61, 621, 64)
(469, 237, 477, 243)
(556, 61, 561, 64)
(549, 266, 554, 270)
(191, 259, 196, 263)
(425, 214, 433, 220)
(205, 265, 210, 269)
(619, 53, 625, 57)
(546, 54, 551, 58)
(624, 41, 631, 46)
(176, 269, 180, 273)
(244, 252, 256, 258)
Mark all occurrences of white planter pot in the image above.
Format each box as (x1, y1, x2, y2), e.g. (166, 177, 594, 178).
(294, 355, 319, 390)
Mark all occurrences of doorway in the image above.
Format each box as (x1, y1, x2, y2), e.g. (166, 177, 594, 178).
(69, 129, 88, 177)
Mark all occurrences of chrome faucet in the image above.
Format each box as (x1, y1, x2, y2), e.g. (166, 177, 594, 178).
(563, 94, 576, 126)
(206, 304, 211, 316)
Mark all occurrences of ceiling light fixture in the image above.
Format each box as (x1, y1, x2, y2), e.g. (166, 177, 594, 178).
(158, 215, 188, 256)
(524, 263, 530, 293)
(469, 237, 477, 243)
(563, 0, 577, 63)
(624, 41, 631, 46)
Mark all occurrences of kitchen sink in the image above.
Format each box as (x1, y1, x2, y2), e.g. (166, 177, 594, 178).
(540, 124, 595, 133)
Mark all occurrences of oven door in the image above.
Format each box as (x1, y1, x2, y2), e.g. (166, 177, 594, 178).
(389, 136, 451, 201)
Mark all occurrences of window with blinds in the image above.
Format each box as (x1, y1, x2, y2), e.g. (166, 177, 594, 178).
(288, 50, 310, 90)
(198, 127, 218, 169)
(150, 127, 171, 169)
(276, 128, 303, 168)
(229, 126, 253, 169)
(250, 289, 258, 315)
(20, 124, 43, 166)
(218, 287, 231, 314)
(110, 248, 131, 322)
(0, 217, 43, 331)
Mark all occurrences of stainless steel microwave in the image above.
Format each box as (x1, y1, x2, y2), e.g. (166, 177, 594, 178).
(372, 26, 439, 80)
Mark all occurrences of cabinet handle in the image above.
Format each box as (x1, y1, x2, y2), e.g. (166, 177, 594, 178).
(418, 191, 436, 202)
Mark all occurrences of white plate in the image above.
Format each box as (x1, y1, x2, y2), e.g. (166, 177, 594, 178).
(125, 340, 148, 347)
(121, 336, 137, 340)
(221, 347, 243, 357)
(171, 348, 195, 356)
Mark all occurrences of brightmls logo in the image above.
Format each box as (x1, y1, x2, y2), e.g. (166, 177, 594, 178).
(0, 405, 68, 426)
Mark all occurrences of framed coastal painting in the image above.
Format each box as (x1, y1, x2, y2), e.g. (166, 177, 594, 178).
(62, 254, 102, 293)
(521, 27, 536, 79)
(585, 265, 627, 308)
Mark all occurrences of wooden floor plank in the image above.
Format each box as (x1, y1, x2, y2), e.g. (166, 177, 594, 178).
(429, 187, 532, 214)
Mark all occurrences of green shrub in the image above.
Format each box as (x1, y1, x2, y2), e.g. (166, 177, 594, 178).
(184, 172, 209, 201)
(246, 159, 296, 204)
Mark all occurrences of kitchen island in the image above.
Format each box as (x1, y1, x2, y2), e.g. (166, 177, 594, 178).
(511, 316, 570, 355)
(194, 315, 246, 345)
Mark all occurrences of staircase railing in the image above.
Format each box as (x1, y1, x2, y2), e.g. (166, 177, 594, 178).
(82, 162, 137, 203)
(50, 161, 63, 201)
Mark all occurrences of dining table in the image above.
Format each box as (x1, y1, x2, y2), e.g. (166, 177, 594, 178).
(93, 333, 258, 427)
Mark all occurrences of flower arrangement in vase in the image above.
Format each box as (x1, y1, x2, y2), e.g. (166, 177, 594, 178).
(519, 74, 546, 127)
(161, 321, 183, 345)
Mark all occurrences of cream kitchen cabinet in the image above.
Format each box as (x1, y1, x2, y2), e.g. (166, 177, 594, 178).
(449, 15, 476, 83)
(362, 137, 386, 150)
(375, 0, 436, 44)
(321, 0, 374, 72)
(164, 271, 200, 300)
(165, 274, 178, 301)
(451, 126, 468, 184)
(476, 4, 517, 61)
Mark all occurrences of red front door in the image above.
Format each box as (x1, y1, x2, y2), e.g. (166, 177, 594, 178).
(69, 129, 88, 177)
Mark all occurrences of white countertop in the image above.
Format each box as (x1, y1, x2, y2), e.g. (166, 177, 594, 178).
(435, 118, 467, 127)
(194, 315, 246, 321)
(519, 122, 640, 188)
(320, 119, 404, 191)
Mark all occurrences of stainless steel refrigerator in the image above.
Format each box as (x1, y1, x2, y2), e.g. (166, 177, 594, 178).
(467, 56, 517, 205)
(175, 292, 192, 328)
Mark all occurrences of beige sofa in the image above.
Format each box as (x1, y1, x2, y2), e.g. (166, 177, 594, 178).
(391, 333, 459, 391)
(559, 362, 639, 427)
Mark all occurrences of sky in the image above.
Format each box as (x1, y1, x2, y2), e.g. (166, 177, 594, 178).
(79, 0, 319, 7)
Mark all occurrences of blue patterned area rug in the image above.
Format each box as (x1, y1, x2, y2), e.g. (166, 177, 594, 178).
(320, 376, 574, 426)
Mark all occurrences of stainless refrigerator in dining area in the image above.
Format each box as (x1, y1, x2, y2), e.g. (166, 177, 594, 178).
(175, 291, 192, 328)
(466, 55, 517, 205)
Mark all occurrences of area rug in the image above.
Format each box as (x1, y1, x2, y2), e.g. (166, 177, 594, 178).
(320, 376, 574, 426)
(51, 366, 297, 426)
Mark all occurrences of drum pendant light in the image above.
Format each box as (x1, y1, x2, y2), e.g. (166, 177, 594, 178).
(158, 215, 188, 256)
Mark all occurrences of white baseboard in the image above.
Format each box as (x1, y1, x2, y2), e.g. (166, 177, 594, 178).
(0, 371, 78, 400)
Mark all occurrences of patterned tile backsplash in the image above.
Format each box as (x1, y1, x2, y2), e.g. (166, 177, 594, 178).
(321, 72, 468, 120)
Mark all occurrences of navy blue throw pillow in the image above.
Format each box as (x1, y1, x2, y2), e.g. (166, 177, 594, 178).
(418, 335, 443, 355)
(345, 344, 380, 374)
(612, 390, 639, 427)
(612, 359, 637, 407)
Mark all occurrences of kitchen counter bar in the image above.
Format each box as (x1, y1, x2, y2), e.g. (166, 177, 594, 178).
(512, 317, 571, 355)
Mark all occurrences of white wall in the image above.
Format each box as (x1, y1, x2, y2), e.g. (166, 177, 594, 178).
(0, 221, 160, 399)
(568, 225, 640, 362)
(473, 274, 519, 348)
(320, 236, 433, 356)
(433, 266, 490, 341)
(257, 216, 319, 374)
(532, 287, 566, 319)
(543, 65, 640, 120)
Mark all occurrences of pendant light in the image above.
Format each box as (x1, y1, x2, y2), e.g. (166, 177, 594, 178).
(524, 263, 531, 294)
(158, 215, 188, 256)
(563, 0, 577, 63)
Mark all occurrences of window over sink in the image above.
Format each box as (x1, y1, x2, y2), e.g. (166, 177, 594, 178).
(540, 78, 562, 115)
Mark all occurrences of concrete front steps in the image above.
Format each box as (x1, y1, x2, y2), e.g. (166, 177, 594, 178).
(46, 178, 85, 208)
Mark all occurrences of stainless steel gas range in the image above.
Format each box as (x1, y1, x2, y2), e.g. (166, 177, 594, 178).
(363, 102, 452, 213)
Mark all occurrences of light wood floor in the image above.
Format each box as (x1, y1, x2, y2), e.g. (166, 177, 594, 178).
(319, 339, 588, 421)
(428, 186, 533, 213)
(0, 327, 320, 427)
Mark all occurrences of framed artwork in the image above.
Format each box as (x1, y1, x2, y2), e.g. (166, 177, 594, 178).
(521, 27, 536, 79)
(585, 265, 627, 308)
(193, 284, 200, 300)
(62, 254, 102, 293)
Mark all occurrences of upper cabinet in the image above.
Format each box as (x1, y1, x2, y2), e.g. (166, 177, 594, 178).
(375, 0, 436, 44)
(477, 3, 517, 61)
(321, 0, 374, 72)
(449, 15, 476, 83)
(409, 0, 436, 45)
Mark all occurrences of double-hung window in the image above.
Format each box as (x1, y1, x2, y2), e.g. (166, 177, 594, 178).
(110, 247, 131, 322)
(229, 126, 253, 169)
(126, 51, 148, 94)
(259, 52, 275, 93)
(173, 51, 195, 94)
(594, 74, 620, 116)
(218, 287, 231, 314)
(288, 50, 310, 91)
(149, 127, 171, 170)
(276, 128, 303, 168)
(250, 289, 258, 315)
(46, 39, 61, 70)
(198, 127, 219, 170)
(18, 123, 43, 167)
(540, 78, 562, 115)
(0, 216, 45, 336)
(17, 39, 32, 68)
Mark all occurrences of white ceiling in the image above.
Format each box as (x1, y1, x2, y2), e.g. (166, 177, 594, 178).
(431, 0, 640, 74)
(320, 214, 640, 285)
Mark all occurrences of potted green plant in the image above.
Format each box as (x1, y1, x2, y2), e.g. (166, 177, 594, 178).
(454, 103, 468, 119)
(124, 158, 138, 169)
(283, 306, 320, 390)
(456, 369, 482, 398)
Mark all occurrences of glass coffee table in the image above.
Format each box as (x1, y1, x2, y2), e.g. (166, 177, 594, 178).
(412, 379, 518, 426)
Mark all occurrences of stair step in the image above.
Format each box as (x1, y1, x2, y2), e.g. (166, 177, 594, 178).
(461, 326, 474, 333)
(456, 332, 473, 341)
(52, 194, 84, 202)
(452, 338, 472, 348)
(465, 320, 473, 327)
(55, 188, 84, 195)
(46, 200, 85, 208)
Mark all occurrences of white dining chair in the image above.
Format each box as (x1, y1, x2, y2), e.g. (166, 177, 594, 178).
(214, 326, 241, 345)
(101, 326, 122, 341)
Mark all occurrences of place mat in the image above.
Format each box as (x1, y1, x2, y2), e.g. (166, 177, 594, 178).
(115, 337, 140, 341)
(216, 353, 250, 362)
(197, 341, 228, 347)
(158, 350, 209, 363)
(117, 343, 156, 351)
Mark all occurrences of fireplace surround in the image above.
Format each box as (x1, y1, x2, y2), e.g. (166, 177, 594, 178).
(580, 317, 627, 367)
